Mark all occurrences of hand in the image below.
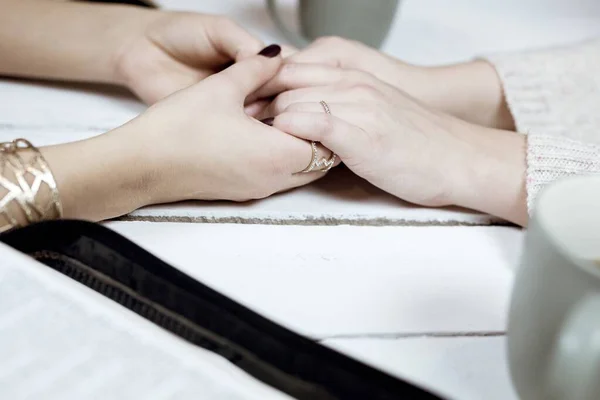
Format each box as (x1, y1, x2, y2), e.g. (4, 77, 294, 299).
(252, 36, 514, 130)
(118, 46, 334, 205)
(262, 64, 527, 225)
(114, 12, 264, 104)
(42, 45, 338, 222)
(124, 45, 337, 205)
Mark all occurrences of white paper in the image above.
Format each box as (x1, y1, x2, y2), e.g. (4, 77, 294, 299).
(0, 244, 292, 400)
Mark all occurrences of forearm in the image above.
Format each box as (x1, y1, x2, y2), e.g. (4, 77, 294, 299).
(0, 135, 149, 229)
(427, 60, 515, 131)
(0, 0, 155, 84)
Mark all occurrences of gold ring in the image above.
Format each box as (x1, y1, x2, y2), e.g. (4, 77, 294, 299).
(299, 101, 337, 173)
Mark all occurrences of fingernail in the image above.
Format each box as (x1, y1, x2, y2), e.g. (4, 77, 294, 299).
(258, 44, 281, 58)
(260, 117, 274, 126)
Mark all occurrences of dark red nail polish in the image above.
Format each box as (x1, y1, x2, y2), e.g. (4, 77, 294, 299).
(260, 117, 274, 126)
(258, 44, 281, 58)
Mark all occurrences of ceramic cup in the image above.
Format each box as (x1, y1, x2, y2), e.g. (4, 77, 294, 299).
(266, 0, 399, 49)
(509, 175, 600, 400)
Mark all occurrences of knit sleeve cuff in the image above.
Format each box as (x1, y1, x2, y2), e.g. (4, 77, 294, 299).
(527, 134, 600, 212)
(483, 38, 600, 141)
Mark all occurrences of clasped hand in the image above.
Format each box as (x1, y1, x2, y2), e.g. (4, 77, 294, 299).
(116, 37, 519, 225)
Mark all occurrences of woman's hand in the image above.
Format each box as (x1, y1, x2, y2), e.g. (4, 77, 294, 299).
(252, 36, 514, 130)
(262, 64, 528, 225)
(41, 46, 335, 222)
(0, 1, 263, 104)
(115, 12, 264, 104)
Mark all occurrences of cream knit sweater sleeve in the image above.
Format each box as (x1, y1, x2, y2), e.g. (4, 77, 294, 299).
(484, 39, 600, 212)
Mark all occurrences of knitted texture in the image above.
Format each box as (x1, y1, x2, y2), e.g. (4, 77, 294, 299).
(484, 38, 600, 212)
(527, 134, 600, 211)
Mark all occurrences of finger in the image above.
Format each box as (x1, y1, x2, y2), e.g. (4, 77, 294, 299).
(205, 18, 264, 62)
(258, 121, 339, 175)
(278, 169, 328, 194)
(256, 86, 337, 118)
(262, 85, 378, 119)
(281, 44, 299, 58)
(277, 101, 368, 130)
(285, 36, 375, 69)
(285, 37, 349, 66)
(272, 111, 368, 160)
(249, 63, 367, 103)
(244, 99, 270, 118)
(208, 45, 283, 97)
(290, 139, 341, 174)
(284, 101, 364, 120)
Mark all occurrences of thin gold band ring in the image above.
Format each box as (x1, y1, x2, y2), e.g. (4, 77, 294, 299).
(299, 101, 337, 173)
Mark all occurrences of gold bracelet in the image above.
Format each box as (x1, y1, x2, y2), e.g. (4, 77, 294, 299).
(0, 139, 63, 233)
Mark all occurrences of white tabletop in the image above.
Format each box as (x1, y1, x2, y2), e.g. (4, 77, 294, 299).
(2, 1, 600, 399)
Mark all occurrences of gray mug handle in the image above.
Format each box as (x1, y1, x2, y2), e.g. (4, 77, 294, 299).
(266, 0, 308, 48)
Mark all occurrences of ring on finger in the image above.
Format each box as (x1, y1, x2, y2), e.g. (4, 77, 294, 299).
(298, 100, 337, 173)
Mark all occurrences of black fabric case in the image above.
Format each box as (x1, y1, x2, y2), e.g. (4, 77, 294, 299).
(2, 220, 446, 400)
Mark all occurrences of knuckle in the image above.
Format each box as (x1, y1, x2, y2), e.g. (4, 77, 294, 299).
(283, 103, 300, 112)
(271, 92, 293, 114)
(283, 102, 311, 113)
(338, 69, 369, 87)
(280, 62, 300, 76)
(315, 114, 335, 138)
(315, 35, 347, 47)
(278, 63, 301, 84)
(351, 83, 380, 101)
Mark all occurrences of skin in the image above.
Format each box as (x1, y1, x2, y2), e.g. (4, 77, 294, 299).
(255, 37, 527, 226)
(0, 0, 527, 227)
(0, 0, 332, 228)
(0, 52, 334, 227)
(254, 36, 516, 131)
(0, 0, 264, 104)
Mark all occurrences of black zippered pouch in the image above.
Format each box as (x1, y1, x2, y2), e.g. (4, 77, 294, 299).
(1, 220, 446, 400)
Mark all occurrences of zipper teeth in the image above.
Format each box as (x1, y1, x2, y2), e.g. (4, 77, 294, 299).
(27, 250, 350, 400)
(31, 250, 216, 349)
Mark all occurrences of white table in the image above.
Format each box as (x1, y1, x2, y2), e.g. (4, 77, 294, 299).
(2, 1, 600, 399)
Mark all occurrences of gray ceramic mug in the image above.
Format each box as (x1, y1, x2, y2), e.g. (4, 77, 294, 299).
(266, 0, 399, 49)
(509, 175, 600, 400)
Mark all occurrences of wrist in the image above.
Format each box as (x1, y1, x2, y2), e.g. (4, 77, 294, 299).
(108, 8, 161, 86)
(111, 9, 164, 87)
(421, 61, 514, 130)
(40, 128, 155, 221)
(449, 121, 527, 225)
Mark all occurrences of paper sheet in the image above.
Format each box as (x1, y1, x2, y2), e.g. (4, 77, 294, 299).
(0, 244, 291, 400)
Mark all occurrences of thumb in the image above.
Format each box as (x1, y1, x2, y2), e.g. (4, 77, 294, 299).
(212, 44, 283, 98)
